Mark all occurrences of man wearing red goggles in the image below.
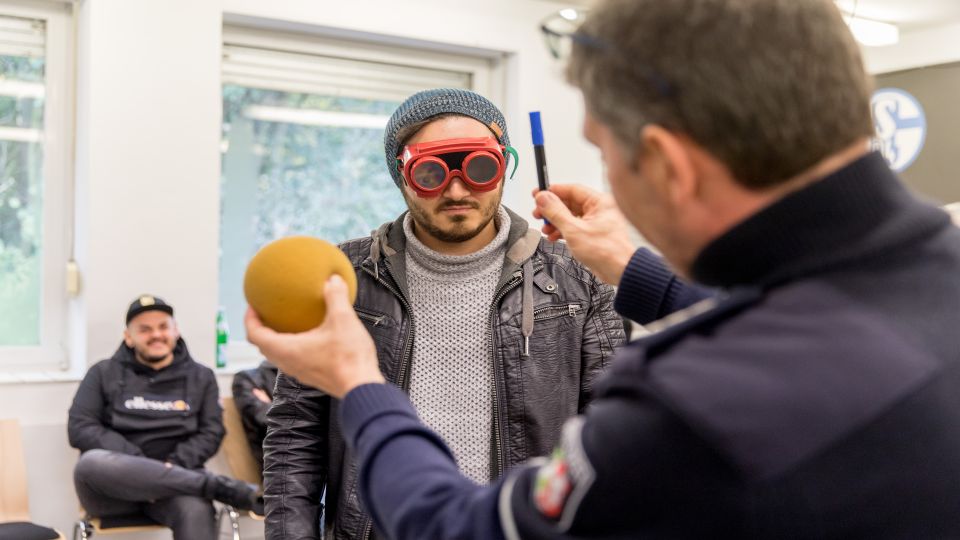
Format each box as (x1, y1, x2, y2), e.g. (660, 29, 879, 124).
(398, 136, 519, 198)
(260, 88, 629, 540)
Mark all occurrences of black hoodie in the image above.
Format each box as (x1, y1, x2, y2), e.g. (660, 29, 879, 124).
(67, 338, 224, 469)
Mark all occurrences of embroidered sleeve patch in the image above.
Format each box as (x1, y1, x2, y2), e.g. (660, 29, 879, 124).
(533, 448, 573, 519)
(530, 416, 596, 530)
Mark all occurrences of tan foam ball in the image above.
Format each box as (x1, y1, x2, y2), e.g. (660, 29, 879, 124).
(244, 236, 357, 333)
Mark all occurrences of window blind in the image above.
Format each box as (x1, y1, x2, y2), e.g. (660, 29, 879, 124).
(0, 15, 44, 59)
(223, 44, 472, 104)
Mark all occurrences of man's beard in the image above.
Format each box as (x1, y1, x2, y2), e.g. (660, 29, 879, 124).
(135, 340, 173, 364)
(404, 192, 501, 244)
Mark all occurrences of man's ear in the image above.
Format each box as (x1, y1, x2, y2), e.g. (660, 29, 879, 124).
(123, 327, 133, 347)
(639, 125, 698, 205)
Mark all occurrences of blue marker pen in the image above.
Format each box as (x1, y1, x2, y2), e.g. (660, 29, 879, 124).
(529, 111, 550, 224)
(529, 111, 550, 192)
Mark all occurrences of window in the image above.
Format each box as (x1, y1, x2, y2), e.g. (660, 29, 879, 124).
(219, 27, 499, 361)
(0, 1, 73, 370)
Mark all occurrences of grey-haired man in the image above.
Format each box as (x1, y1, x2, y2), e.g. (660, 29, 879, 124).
(259, 88, 694, 539)
(249, 0, 960, 538)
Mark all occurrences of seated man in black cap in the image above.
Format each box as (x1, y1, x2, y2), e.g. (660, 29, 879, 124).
(231, 359, 278, 469)
(68, 294, 263, 540)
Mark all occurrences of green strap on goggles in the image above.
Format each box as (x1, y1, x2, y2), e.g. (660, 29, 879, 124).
(504, 146, 519, 179)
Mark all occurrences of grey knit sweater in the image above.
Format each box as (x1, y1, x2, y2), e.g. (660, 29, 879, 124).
(403, 207, 510, 483)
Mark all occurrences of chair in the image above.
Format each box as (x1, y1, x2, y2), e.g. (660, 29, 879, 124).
(0, 419, 65, 540)
(215, 396, 266, 538)
(71, 514, 164, 540)
(219, 397, 263, 488)
(72, 490, 242, 540)
(70, 401, 249, 540)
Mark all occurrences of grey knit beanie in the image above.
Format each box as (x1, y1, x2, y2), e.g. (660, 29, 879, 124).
(384, 88, 511, 189)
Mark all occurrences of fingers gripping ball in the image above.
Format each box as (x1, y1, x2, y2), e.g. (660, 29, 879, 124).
(244, 236, 358, 333)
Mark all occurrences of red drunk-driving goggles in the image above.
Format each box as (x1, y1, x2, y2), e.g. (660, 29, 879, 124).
(397, 137, 518, 198)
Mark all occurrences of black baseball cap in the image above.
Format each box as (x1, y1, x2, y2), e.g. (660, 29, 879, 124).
(125, 294, 174, 325)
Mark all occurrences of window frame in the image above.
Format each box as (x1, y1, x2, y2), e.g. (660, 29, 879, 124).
(223, 25, 503, 101)
(219, 24, 503, 369)
(0, 0, 74, 371)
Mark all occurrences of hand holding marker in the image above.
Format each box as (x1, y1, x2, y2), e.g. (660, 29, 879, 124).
(529, 111, 550, 224)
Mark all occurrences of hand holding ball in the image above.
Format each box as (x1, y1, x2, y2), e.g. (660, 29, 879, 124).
(243, 237, 383, 398)
(243, 236, 357, 333)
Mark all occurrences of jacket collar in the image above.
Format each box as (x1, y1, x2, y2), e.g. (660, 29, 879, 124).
(691, 151, 950, 289)
(365, 205, 544, 356)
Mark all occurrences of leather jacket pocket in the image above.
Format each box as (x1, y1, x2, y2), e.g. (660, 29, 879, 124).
(354, 306, 404, 384)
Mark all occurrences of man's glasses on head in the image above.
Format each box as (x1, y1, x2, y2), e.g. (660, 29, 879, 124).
(539, 8, 676, 99)
(540, 8, 593, 61)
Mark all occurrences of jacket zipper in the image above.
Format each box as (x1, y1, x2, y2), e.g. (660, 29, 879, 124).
(355, 308, 386, 327)
(487, 262, 543, 478)
(359, 262, 415, 540)
(532, 303, 583, 321)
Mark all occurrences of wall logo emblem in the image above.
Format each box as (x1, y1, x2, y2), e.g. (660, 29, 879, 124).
(871, 88, 926, 173)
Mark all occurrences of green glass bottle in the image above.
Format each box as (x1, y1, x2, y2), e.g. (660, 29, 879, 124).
(216, 307, 229, 368)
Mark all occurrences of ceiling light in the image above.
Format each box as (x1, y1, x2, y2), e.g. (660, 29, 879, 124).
(559, 8, 580, 21)
(843, 15, 900, 47)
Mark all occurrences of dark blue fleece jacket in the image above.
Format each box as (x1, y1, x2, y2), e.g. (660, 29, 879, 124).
(340, 151, 960, 539)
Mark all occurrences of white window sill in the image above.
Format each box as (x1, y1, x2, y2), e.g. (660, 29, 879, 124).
(214, 340, 267, 376)
(214, 359, 265, 376)
(0, 369, 82, 384)
(0, 341, 268, 383)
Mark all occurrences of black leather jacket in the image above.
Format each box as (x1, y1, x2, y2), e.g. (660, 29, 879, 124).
(262, 209, 626, 539)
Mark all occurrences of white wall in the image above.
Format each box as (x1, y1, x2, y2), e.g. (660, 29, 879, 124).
(862, 21, 960, 74)
(1, 0, 600, 537)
